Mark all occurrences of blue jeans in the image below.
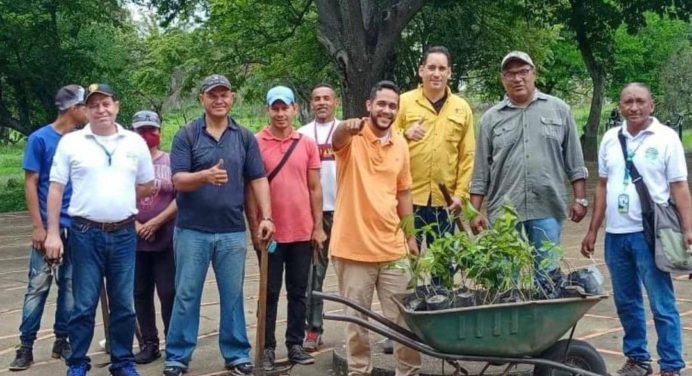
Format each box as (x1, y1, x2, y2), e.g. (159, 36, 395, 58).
(605, 231, 684, 371)
(414, 205, 454, 286)
(165, 228, 251, 369)
(517, 217, 562, 276)
(18, 231, 73, 347)
(67, 222, 137, 372)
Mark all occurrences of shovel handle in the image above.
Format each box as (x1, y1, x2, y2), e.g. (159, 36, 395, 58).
(438, 183, 465, 232)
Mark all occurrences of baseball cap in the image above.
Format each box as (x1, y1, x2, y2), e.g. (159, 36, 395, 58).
(85, 83, 115, 104)
(132, 110, 161, 129)
(501, 51, 535, 71)
(266, 86, 295, 105)
(200, 74, 232, 93)
(55, 85, 85, 111)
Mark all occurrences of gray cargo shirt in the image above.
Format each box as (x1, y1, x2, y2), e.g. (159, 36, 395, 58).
(470, 91, 587, 222)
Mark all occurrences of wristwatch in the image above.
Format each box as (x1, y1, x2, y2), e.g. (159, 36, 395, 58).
(575, 198, 589, 207)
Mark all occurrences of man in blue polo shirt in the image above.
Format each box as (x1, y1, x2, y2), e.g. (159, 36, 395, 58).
(164, 74, 274, 376)
(10, 85, 86, 371)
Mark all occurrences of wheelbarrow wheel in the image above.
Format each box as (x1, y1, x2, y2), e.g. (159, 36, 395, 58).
(533, 339, 606, 376)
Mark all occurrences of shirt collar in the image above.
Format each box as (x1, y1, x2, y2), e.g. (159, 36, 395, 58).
(83, 123, 126, 138)
(201, 115, 240, 131)
(621, 117, 661, 138)
(500, 90, 547, 109)
(259, 126, 299, 141)
(414, 85, 452, 110)
(362, 121, 393, 145)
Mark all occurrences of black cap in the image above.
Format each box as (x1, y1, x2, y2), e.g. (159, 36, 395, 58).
(55, 85, 85, 111)
(200, 74, 232, 93)
(85, 83, 115, 104)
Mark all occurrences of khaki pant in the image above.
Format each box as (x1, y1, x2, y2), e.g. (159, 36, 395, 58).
(333, 257, 421, 376)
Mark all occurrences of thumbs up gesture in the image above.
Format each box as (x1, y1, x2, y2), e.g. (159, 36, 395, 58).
(206, 158, 228, 186)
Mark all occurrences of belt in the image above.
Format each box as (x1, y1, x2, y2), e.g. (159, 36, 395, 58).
(72, 216, 135, 232)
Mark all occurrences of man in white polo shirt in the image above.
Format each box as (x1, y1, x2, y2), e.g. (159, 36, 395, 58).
(581, 83, 692, 376)
(44, 83, 155, 376)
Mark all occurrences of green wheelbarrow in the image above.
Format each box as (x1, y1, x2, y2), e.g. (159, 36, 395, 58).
(314, 291, 609, 376)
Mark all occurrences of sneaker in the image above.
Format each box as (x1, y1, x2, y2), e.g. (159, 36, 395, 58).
(287, 344, 315, 365)
(66, 364, 91, 376)
(303, 330, 322, 352)
(659, 370, 681, 376)
(615, 359, 653, 376)
(262, 348, 275, 371)
(162, 366, 185, 376)
(226, 362, 253, 375)
(380, 338, 394, 355)
(110, 364, 140, 376)
(9, 346, 33, 371)
(134, 342, 161, 364)
(52, 337, 71, 359)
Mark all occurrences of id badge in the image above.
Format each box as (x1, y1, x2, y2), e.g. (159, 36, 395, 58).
(617, 193, 629, 213)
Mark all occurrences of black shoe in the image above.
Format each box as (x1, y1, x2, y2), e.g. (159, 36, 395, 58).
(9, 346, 33, 371)
(52, 337, 71, 359)
(110, 364, 140, 376)
(134, 342, 161, 364)
(287, 344, 314, 365)
(226, 362, 253, 375)
(262, 348, 275, 371)
(162, 366, 185, 376)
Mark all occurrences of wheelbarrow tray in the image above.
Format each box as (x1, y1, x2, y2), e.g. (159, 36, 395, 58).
(393, 294, 606, 357)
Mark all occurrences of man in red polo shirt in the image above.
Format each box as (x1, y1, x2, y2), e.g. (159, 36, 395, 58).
(247, 85, 326, 370)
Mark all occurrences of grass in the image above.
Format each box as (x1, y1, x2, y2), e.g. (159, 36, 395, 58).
(0, 99, 689, 213)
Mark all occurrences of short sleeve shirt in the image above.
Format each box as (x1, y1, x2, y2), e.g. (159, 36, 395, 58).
(170, 116, 265, 233)
(50, 124, 154, 222)
(22, 124, 72, 228)
(330, 124, 412, 263)
(136, 152, 175, 251)
(256, 128, 321, 243)
(598, 118, 687, 233)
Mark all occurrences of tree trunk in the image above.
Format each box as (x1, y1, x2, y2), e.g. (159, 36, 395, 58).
(315, 0, 425, 118)
(570, 0, 609, 162)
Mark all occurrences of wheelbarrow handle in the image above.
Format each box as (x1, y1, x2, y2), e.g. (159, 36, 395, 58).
(312, 291, 420, 342)
(324, 311, 604, 376)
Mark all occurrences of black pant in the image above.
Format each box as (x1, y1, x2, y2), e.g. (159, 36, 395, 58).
(134, 247, 175, 345)
(258, 241, 312, 349)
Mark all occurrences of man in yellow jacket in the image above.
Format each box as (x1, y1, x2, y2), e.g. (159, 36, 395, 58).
(394, 45, 475, 250)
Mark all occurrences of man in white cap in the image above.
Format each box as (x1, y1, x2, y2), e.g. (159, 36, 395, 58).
(469, 51, 588, 281)
(10, 85, 86, 371)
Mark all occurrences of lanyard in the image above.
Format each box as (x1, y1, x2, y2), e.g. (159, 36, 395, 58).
(91, 137, 118, 166)
(623, 135, 648, 186)
(313, 120, 336, 145)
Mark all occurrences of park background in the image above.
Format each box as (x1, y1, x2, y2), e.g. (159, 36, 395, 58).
(0, 0, 691, 212)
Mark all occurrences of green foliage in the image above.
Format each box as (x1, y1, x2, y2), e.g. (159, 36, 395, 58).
(0, 144, 26, 212)
(400, 201, 561, 304)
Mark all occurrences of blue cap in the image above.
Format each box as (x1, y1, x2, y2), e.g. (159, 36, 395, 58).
(266, 86, 295, 105)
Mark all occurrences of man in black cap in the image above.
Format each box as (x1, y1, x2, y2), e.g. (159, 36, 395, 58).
(44, 83, 155, 376)
(164, 74, 273, 376)
(9, 85, 86, 371)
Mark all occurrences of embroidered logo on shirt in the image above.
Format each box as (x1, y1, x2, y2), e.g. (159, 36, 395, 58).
(644, 147, 658, 161)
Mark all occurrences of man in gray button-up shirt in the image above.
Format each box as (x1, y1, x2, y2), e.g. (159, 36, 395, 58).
(469, 51, 588, 275)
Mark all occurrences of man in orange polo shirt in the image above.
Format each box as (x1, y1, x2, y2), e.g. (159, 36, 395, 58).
(247, 85, 326, 370)
(331, 81, 421, 376)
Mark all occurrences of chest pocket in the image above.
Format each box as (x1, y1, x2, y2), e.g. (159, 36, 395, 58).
(446, 115, 465, 144)
(492, 123, 518, 149)
(541, 116, 564, 141)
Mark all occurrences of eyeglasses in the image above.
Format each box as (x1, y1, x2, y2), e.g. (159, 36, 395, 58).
(502, 68, 533, 80)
